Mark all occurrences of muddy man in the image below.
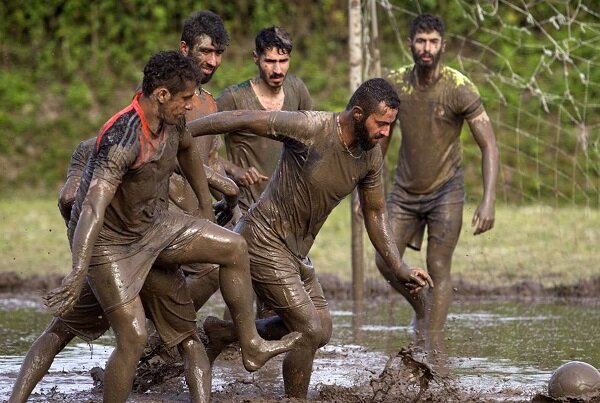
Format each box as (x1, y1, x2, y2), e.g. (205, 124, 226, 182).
(379, 13, 499, 354)
(188, 78, 434, 399)
(10, 50, 299, 403)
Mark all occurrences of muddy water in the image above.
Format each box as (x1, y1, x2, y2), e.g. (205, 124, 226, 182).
(1, 294, 599, 401)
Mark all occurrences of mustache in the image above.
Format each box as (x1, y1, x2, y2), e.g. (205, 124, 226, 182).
(269, 73, 285, 79)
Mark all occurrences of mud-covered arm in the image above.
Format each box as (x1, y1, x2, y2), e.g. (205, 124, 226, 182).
(359, 183, 433, 292)
(467, 110, 498, 235)
(187, 110, 314, 144)
(379, 119, 397, 158)
(205, 164, 239, 226)
(58, 176, 81, 226)
(46, 178, 116, 316)
(178, 129, 215, 221)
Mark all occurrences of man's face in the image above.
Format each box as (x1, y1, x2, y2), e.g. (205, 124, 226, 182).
(255, 47, 290, 89)
(409, 30, 444, 69)
(354, 102, 397, 151)
(183, 34, 224, 84)
(159, 80, 196, 125)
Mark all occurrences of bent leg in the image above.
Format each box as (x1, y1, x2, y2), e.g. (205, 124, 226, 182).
(157, 220, 300, 372)
(9, 319, 76, 403)
(103, 297, 148, 403)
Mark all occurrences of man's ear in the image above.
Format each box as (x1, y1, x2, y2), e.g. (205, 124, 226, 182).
(180, 41, 189, 57)
(154, 87, 171, 104)
(352, 106, 364, 122)
(253, 51, 259, 65)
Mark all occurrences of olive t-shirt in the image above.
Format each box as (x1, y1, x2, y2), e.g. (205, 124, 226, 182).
(217, 75, 312, 211)
(387, 65, 484, 195)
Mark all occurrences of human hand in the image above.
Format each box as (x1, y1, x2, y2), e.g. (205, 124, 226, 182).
(232, 167, 268, 187)
(213, 196, 237, 226)
(472, 200, 495, 235)
(398, 267, 434, 294)
(44, 269, 86, 317)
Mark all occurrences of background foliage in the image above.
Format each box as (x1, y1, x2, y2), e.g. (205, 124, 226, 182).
(1, 0, 599, 206)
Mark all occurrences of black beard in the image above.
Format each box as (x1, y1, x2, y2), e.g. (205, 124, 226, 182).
(200, 74, 213, 84)
(411, 47, 442, 71)
(354, 118, 376, 151)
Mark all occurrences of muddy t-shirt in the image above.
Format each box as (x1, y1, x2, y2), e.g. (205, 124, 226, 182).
(69, 94, 182, 243)
(187, 88, 221, 166)
(245, 111, 382, 258)
(217, 75, 312, 211)
(387, 65, 484, 195)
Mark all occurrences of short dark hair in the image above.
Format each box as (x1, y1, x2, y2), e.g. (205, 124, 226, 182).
(141, 51, 202, 97)
(346, 78, 400, 116)
(181, 10, 230, 50)
(255, 26, 293, 55)
(409, 13, 445, 39)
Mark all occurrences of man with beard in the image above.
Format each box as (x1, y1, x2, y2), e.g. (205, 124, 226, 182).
(187, 78, 434, 399)
(10, 51, 299, 403)
(377, 13, 499, 355)
(216, 25, 313, 214)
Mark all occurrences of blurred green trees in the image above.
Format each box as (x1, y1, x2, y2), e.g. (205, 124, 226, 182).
(1, 1, 598, 205)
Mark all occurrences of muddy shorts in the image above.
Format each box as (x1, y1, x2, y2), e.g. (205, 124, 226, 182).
(58, 266, 197, 347)
(88, 211, 210, 314)
(60, 211, 209, 343)
(238, 220, 327, 311)
(387, 170, 465, 251)
(139, 265, 198, 349)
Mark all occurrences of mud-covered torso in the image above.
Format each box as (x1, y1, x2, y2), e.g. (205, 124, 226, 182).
(69, 99, 181, 242)
(187, 88, 220, 166)
(387, 65, 484, 194)
(245, 111, 382, 257)
(217, 75, 312, 210)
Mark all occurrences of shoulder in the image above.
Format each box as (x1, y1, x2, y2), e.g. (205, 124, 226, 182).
(217, 79, 252, 110)
(441, 66, 479, 94)
(387, 65, 412, 84)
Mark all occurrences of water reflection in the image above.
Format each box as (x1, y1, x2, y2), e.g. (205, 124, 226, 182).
(1, 295, 599, 399)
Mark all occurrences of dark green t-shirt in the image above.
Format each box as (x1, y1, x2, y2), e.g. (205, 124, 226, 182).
(217, 75, 313, 212)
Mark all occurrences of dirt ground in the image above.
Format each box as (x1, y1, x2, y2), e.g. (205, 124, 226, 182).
(4, 271, 600, 402)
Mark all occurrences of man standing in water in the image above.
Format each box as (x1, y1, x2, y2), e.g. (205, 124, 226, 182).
(188, 78, 434, 399)
(217, 25, 313, 213)
(10, 51, 299, 403)
(377, 13, 499, 353)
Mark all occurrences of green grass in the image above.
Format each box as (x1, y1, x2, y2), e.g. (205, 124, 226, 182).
(1, 197, 599, 288)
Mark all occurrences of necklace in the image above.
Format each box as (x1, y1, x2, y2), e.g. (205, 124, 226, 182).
(337, 114, 362, 159)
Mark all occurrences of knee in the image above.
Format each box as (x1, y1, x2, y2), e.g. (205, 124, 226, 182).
(116, 325, 147, 354)
(226, 234, 248, 265)
(298, 316, 325, 351)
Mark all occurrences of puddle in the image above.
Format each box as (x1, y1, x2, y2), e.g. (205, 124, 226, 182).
(1, 295, 599, 401)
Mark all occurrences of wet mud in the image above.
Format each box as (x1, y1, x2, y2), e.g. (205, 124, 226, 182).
(3, 271, 600, 302)
(4, 272, 600, 402)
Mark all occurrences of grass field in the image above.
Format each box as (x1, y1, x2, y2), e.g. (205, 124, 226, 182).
(1, 197, 598, 288)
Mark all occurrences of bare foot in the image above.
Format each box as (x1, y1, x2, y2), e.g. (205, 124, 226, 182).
(241, 331, 302, 372)
(203, 315, 237, 364)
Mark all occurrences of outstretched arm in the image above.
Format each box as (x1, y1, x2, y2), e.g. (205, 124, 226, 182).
(467, 110, 498, 235)
(46, 178, 116, 316)
(359, 183, 433, 292)
(187, 110, 271, 138)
